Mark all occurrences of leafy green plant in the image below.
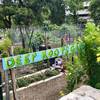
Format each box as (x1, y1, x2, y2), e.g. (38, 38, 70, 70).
(79, 22, 100, 87)
(14, 47, 29, 55)
(1, 52, 9, 57)
(64, 56, 87, 93)
(0, 38, 12, 51)
(95, 83, 100, 89)
(45, 69, 59, 77)
(32, 32, 44, 49)
(17, 78, 30, 88)
(90, 0, 100, 25)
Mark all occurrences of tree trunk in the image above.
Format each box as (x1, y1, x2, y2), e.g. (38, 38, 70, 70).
(19, 27, 26, 48)
(3, 16, 12, 29)
(25, 27, 34, 51)
(73, 10, 78, 24)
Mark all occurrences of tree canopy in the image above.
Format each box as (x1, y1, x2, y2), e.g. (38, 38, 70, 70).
(90, 0, 100, 25)
(0, 0, 66, 28)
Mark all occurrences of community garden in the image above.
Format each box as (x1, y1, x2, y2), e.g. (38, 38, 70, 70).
(0, 0, 100, 100)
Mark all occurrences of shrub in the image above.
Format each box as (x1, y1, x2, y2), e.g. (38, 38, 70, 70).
(64, 58, 87, 93)
(1, 52, 9, 57)
(17, 78, 30, 88)
(45, 69, 59, 77)
(14, 47, 29, 55)
(95, 83, 100, 89)
(0, 38, 12, 51)
(80, 22, 100, 87)
(35, 61, 49, 71)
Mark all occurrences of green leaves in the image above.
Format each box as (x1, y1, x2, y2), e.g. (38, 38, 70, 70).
(32, 32, 44, 48)
(84, 22, 100, 46)
(41, 6, 51, 20)
(3, 6, 16, 16)
(80, 22, 100, 87)
(0, 38, 12, 51)
(64, 0, 83, 23)
(13, 7, 33, 25)
(90, 0, 100, 25)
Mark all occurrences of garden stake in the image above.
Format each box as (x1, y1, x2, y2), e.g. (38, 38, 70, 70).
(4, 71, 10, 100)
(10, 46, 18, 100)
(10, 69, 18, 100)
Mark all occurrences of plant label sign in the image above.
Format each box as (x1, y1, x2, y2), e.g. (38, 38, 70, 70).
(2, 43, 83, 70)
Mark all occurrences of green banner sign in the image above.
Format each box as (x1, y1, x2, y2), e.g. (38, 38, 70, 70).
(2, 43, 85, 70)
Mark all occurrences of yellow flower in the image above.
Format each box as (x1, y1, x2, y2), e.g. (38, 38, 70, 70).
(97, 53, 100, 57)
(59, 91, 65, 96)
(97, 57, 100, 62)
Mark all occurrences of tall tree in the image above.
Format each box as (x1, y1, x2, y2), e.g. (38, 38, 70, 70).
(0, 0, 15, 28)
(49, 0, 65, 25)
(13, 7, 34, 48)
(0, 0, 66, 48)
(30, 0, 65, 25)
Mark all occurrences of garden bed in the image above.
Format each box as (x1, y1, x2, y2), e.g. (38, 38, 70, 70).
(16, 69, 60, 88)
(3, 70, 66, 100)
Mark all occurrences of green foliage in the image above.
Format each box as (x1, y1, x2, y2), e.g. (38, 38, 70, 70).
(16, 0, 65, 25)
(2, 0, 13, 5)
(90, 0, 100, 25)
(17, 77, 30, 87)
(95, 83, 100, 89)
(59, 23, 81, 37)
(64, 56, 87, 93)
(35, 61, 48, 71)
(64, 0, 83, 23)
(32, 32, 44, 48)
(0, 5, 16, 28)
(45, 69, 59, 77)
(49, 0, 65, 25)
(41, 6, 51, 20)
(14, 47, 29, 55)
(32, 74, 46, 81)
(64, 22, 100, 93)
(13, 7, 34, 26)
(48, 24, 60, 31)
(64, 0, 83, 12)
(2, 6, 15, 16)
(1, 52, 9, 57)
(84, 23, 100, 45)
(0, 38, 12, 51)
(80, 22, 100, 87)
(0, 0, 66, 49)
(0, 18, 5, 29)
